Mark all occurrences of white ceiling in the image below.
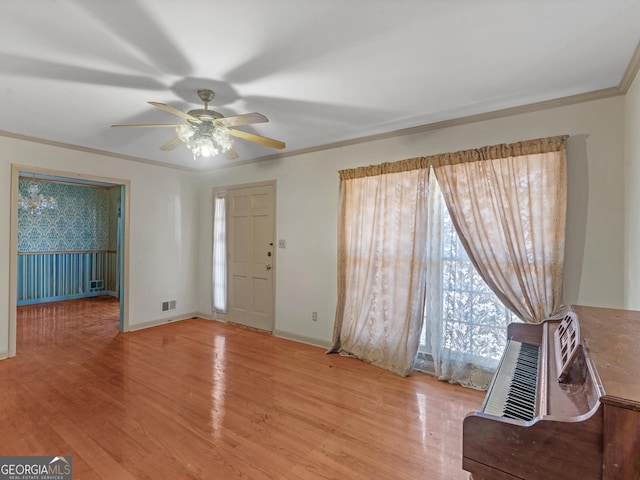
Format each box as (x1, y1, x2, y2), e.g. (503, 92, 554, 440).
(1, 0, 639, 172)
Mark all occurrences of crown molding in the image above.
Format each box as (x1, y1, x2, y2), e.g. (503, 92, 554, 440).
(4, 47, 638, 175)
(619, 40, 640, 93)
(244, 86, 623, 168)
(205, 44, 640, 170)
(0, 83, 626, 175)
(0, 130, 199, 173)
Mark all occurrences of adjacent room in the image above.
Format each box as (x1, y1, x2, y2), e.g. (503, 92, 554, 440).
(1, 1, 640, 479)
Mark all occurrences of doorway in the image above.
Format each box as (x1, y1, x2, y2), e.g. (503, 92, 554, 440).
(8, 164, 130, 357)
(225, 182, 276, 332)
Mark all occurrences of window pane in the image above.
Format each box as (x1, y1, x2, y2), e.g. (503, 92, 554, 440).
(213, 195, 227, 312)
(419, 184, 517, 366)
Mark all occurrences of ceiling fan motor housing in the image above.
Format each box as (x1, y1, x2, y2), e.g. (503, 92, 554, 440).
(187, 109, 224, 123)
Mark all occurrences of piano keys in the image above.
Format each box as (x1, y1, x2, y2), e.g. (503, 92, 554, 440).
(462, 305, 640, 480)
(482, 340, 540, 421)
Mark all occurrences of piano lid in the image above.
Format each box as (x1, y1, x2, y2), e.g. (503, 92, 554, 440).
(571, 305, 640, 411)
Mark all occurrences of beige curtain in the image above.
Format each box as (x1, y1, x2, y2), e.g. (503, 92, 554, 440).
(430, 136, 568, 323)
(330, 135, 567, 381)
(330, 158, 430, 376)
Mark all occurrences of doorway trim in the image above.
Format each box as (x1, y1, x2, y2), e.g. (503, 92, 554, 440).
(8, 164, 131, 357)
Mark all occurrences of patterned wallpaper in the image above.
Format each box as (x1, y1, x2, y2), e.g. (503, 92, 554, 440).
(18, 179, 113, 252)
(108, 186, 121, 251)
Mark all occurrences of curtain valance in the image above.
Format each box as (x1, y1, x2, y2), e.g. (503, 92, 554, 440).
(338, 157, 430, 180)
(338, 135, 568, 180)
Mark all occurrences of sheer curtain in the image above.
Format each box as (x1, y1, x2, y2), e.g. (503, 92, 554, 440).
(329, 159, 430, 376)
(416, 174, 518, 388)
(425, 136, 568, 387)
(431, 136, 567, 323)
(330, 136, 567, 383)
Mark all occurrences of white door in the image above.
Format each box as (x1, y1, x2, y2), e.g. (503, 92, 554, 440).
(227, 183, 275, 331)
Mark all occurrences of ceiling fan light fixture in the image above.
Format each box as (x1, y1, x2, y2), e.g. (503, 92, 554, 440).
(112, 89, 285, 160)
(175, 122, 233, 160)
(193, 136, 218, 158)
(176, 123, 195, 142)
(211, 125, 233, 152)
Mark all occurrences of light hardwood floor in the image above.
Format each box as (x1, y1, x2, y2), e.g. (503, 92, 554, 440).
(1, 297, 484, 479)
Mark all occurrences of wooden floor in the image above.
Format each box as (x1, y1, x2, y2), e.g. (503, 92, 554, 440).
(1, 297, 484, 479)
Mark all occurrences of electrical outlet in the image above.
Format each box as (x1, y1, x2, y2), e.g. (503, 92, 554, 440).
(279, 239, 286, 248)
(312, 311, 318, 321)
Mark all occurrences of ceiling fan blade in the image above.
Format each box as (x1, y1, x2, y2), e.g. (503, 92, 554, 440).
(159, 137, 184, 151)
(111, 123, 181, 128)
(214, 112, 268, 128)
(148, 102, 202, 123)
(224, 148, 240, 160)
(229, 129, 286, 150)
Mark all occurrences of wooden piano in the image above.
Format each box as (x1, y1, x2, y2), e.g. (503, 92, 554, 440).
(462, 305, 640, 480)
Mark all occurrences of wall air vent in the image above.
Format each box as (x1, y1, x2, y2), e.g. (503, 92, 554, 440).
(89, 279, 104, 291)
(161, 300, 177, 312)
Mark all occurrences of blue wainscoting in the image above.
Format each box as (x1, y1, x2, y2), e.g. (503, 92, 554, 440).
(17, 251, 118, 305)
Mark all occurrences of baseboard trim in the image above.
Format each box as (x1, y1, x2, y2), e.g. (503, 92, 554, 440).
(127, 315, 330, 350)
(17, 290, 118, 306)
(127, 312, 200, 332)
(0, 350, 9, 360)
(273, 329, 331, 349)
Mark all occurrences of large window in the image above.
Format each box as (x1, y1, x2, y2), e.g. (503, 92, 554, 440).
(331, 136, 567, 385)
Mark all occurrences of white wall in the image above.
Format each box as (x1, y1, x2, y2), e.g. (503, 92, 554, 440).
(197, 96, 627, 346)
(0, 136, 201, 357)
(624, 72, 640, 309)
(0, 93, 629, 356)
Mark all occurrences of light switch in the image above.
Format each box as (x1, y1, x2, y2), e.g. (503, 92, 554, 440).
(278, 239, 286, 248)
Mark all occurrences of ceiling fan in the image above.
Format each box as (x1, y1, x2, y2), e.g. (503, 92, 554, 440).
(112, 89, 285, 160)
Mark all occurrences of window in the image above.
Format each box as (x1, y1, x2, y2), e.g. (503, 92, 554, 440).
(332, 136, 567, 384)
(417, 176, 517, 377)
(212, 194, 227, 313)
